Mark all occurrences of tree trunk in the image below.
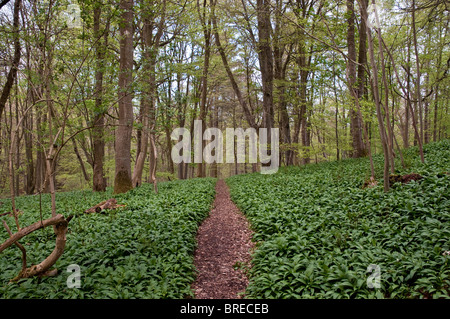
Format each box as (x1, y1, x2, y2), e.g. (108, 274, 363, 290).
(0, 0, 21, 124)
(24, 102, 34, 194)
(133, 0, 166, 186)
(257, 0, 275, 135)
(210, 101, 218, 178)
(356, 0, 368, 101)
(347, 0, 366, 158)
(72, 139, 89, 182)
(365, 4, 390, 192)
(133, 26, 152, 187)
(176, 63, 189, 179)
(35, 105, 47, 193)
(114, 0, 134, 194)
(373, 3, 395, 172)
(411, 0, 424, 147)
(297, 61, 309, 164)
(273, 0, 291, 166)
(92, 3, 107, 192)
(404, 35, 411, 148)
(197, 0, 211, 178)
(433, 85, 439, 142)
(332, 52, 340, 160)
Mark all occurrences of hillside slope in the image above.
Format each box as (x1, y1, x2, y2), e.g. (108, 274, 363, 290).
(227, 140, 450, 298)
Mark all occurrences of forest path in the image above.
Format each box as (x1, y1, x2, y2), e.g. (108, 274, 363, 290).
(192, 179, 255, 299)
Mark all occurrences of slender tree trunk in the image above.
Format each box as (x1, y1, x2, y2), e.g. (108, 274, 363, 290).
(433, 85, 439, 142)
(423, 61, 430, 144)
(165, 114, 174, 174)
(92, 3, 107, 191)
(296, 48, 309, 164)
(14, 79, 20, 196)
(232, 101, 238, 175)
(210, 101, 218, 178)
(24, 100, 34, 194)
(373, 3, 395, 172)
(257, 0, 275, 143)
(197, 0, 211, 178)
(35, 48, 48, 193)
(357, 0, 368, 101)
(35, 110, 46, 192)
(347, 0, 365, 158)
(433, 23, 444, 142)
(133, 0, 166, 186)
(404, 36, 411, 148)
(273, 0, 291, 166)
(301, 108, 311, 165)
(366, 5, 390, 191)
(332, 52, 340, 160)
(72, 139, 89, 182)
(176, 67, 189, 179)
(411, 0, 424, 146)
(0, 0, 21, 124)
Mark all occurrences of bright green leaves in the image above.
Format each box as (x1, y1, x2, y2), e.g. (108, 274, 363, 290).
(227, 140, 450, 299)
(0, 178, 216, 299)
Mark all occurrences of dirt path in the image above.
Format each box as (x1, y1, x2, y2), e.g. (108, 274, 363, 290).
(192, 180, 255, 299)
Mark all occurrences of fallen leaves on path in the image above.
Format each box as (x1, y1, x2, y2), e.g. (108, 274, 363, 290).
(192, 180, 255, 299)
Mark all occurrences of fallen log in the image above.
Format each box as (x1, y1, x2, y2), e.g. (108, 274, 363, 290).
(84, 198, 125, 214)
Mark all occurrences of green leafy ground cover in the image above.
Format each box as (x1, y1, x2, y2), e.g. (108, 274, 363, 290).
(227, 140, 450, 298)
(0, 178, 216, 298)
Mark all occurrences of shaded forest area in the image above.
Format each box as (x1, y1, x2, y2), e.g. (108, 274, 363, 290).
(0, 0, 448, 196)
(0, 0, 449, 298)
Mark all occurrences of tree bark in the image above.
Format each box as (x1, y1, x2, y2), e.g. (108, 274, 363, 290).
(197, 0, 212, 178)
(365, 3, 390, 191)
(133, 0, 166, 187)
(356, 0, 368, 101)
(92, 3, 108, 192)
(72, 139, 89, 182)
(24, 99, 34, 194)
(114, 0, 134, 194)
(274, 0, 292, 166)
(411, 0, 424, 147)
(0, 0, 21, 124)
(257, 0, 275, 134)
(404, 35, 411, 148)
(176, 60, 189, 179)
(373, 2, 395, 172)
(347, 0, 366, 158)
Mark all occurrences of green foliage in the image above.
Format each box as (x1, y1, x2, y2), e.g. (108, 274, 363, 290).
(156, 171, 177, 181)
(227, 140, 450, 299)
(0, 178, 216, 298)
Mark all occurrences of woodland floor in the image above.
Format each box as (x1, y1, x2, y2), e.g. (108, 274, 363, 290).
(192, 180, 255, 299)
